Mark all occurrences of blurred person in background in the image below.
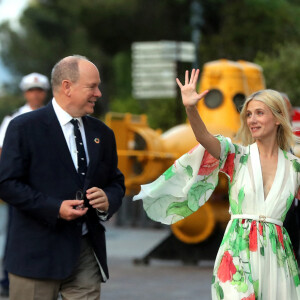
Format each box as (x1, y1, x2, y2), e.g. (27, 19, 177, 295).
(281, 92, 300, 263)
(0, 72, 49, 297)
(0, 72, 50, 155)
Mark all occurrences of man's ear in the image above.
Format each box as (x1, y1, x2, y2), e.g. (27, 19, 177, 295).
(61, 80, 72, 97)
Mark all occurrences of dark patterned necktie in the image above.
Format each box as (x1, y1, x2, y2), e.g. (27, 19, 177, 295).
(70, 119, 87, 183)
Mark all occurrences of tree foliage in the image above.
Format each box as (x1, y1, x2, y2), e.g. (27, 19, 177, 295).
(0, 94, 24, 121)
(0, 0, 192, 122)
(2, 0, 300, 127)
(255, 43, 300, 106)
(0, 0, 192, 76)
(200, 0, 300, 63)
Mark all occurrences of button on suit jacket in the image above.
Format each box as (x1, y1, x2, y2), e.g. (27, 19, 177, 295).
(0, 102, 125, 280)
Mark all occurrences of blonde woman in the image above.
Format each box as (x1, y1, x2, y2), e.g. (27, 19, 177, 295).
(134, 69, 300, 299)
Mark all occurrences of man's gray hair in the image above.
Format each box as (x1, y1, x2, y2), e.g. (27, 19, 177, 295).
(51, 55, 90, 93)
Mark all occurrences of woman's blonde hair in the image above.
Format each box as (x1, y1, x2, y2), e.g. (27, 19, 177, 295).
(236, 89, 297, 151)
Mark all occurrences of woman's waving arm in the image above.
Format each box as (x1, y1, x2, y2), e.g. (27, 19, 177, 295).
(176, 69, 221, 159)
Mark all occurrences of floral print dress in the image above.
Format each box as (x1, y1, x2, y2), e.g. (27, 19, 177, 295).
(133, 135, 300, 300)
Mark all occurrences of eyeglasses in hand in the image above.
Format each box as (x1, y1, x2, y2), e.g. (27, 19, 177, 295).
(75, 189, 85, 210)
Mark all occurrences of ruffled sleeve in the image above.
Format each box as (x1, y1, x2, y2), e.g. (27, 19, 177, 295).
(133, 135, 237, 224)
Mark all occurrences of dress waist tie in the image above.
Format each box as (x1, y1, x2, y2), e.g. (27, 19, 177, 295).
(231, 214, 283, 226)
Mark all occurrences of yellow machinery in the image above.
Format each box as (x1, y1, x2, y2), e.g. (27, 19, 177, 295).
(106, 59, 265, 247)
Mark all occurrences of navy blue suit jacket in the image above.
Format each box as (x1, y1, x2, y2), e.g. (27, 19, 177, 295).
(0, 102, 125, 280)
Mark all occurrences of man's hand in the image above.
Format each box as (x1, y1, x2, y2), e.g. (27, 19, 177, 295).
(59, 200, 88, 220)
(86, 187, 109, 212)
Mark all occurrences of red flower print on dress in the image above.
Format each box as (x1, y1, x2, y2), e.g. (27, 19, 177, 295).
(241, 293, 255, 300)
(220, 153, 235, 182)
(276, 225, 285, 249)
(296, 187, 300, 200)
(217, 251, 237, 282)
(249, 221, 257, 252)
(198, 150, 219, 176)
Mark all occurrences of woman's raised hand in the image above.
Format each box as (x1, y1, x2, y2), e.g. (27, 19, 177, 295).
(176, 69, 209, 107)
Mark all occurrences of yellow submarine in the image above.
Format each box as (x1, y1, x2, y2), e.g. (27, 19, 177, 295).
(106, 59, 265, 247)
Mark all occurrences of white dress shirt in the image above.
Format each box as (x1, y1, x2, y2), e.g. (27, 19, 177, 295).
(52, 99, 89, 170)
(52, 98, 107, 281)
(52, 98, 108, 221)
(52, 98, 89, 236)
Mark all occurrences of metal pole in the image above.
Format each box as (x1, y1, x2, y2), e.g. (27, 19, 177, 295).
(190, 0, 203, 70)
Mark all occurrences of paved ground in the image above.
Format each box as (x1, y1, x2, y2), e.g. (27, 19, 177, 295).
(101, 257, 213, 300)
(101, 225, 213, 300)
(0, 224, 214, 300)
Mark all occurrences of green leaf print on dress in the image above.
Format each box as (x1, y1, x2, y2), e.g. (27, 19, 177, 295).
(177, 160, 194, 178)
(283, 235, 300, 287)
(240, 154, 249, 165)
(269, 225, 277, 254)
(166, 200, 193, 218)
(292, 159, 300, 173)
(233, 144, 241, 155)
(215, 282, 224, 300)
(163, 164, 176, 180)
(229, 195, 238, 214)
(281, 193, 295, 222)
(228, 187, 244, 215)
(221, 219, 238, 247)
(185, 165, 193, 178)
(187, 180, 214, 211)
(238, 187, 245, 213)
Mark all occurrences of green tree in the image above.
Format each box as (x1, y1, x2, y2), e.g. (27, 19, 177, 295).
(0, 0, 192, 125)
(200, 0, 300, 63)
(2, 0, 300, 129)
(255, 42, 300, 106)
(0, 94, 25, 122)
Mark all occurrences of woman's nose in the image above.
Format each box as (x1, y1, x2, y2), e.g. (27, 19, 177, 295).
(249, 114, 257, 123)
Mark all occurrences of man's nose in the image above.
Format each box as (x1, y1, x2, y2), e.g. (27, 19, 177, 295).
(95, 88, 102, 97)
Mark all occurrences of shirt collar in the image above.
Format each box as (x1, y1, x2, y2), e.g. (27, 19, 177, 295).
(52, 98, 83, 127)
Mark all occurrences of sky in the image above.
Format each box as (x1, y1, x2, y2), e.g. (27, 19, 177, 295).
(0, 0, 29, 24)
(0, 0, 29, 83)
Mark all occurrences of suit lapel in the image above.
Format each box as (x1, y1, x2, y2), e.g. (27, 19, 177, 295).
(44, 103, 82, 186)
(82, 116, 102, 190)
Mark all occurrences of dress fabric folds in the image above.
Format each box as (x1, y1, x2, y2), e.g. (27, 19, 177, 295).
(133, 135, 300, 300)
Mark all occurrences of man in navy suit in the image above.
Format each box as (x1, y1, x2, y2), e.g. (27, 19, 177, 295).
(0, 55, 125, 299)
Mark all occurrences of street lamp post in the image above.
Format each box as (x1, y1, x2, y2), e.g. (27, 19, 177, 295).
(190, 0, 203, 70)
